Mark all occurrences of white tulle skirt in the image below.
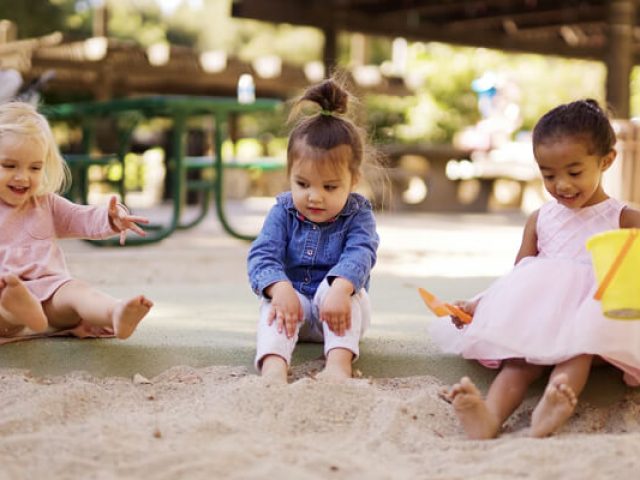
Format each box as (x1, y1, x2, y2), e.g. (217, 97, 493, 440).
(430, 256, 640, 386)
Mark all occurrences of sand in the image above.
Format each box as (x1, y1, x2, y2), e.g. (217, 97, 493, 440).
(1, 363, 639, 479)
(2, 207, 640, 479)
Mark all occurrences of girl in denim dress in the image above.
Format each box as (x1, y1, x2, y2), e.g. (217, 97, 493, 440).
(248, 79, 380, 384)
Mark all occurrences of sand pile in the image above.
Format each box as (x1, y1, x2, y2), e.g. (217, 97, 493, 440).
(1, 363, 639, 479)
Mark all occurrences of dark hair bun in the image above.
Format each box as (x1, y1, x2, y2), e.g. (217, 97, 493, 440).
(300, 79, 348, 115)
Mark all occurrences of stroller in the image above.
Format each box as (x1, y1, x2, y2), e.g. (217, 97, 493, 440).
(0, 68, 55, 105)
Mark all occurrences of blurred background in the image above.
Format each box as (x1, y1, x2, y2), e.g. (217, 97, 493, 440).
(1, 0, 639, 228)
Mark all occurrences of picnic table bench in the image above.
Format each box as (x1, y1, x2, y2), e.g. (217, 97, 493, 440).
(43, 95, 282, 245)
(381, 143, 539, 212)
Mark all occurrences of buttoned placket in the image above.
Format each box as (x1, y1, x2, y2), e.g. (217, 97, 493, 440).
(301, 220, 321, 295)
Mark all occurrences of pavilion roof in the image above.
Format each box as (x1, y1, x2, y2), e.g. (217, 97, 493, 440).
(232, 0, 626, 62)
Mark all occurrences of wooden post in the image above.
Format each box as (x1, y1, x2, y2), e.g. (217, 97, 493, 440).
(350, 33, 367, 66)
(322, 26, 337, 78)
(605, 0, 635, 118)
(93, 65, 113, 101)
(0, 20, 17, 43)
(93, 2, 109, 37)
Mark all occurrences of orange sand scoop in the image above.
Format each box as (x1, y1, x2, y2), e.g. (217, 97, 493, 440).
(418, 288, 473, 324)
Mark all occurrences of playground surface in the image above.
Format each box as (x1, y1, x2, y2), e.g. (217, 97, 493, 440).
(0, 202, 638, 479)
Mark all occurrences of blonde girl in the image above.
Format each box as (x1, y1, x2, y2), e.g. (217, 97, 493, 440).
(0, 102, 152, 340)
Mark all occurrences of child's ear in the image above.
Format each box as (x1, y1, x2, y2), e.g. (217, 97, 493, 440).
(600, 149, 616, 171)
(351, 172, 361, 188)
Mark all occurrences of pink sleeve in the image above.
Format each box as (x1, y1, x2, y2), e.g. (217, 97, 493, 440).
(49, 194, 117, 239)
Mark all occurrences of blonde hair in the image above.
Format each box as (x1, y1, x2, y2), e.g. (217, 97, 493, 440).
(0, 102, 70, 194)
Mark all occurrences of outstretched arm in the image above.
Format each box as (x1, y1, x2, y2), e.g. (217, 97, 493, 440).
(50, 194, 147, 241)
(107, 196, 150, 245)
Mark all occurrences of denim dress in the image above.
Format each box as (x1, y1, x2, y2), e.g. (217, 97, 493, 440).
(247, 192, 379, 298)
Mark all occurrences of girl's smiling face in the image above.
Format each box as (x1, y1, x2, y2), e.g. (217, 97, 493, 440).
(534, 136, 615, 209)
(0, 133, 46, 207)
(289, 149, 358, 223)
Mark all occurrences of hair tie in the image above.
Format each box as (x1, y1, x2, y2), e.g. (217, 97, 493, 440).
(319, 109, 334, 116)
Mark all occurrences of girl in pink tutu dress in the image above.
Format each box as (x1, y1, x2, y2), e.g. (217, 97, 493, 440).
(0, 102, 153, 341)
(432, 99, 640, 439)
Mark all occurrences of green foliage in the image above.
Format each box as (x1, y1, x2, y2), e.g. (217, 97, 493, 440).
(4, 0, 628, 145)
(227, 20, 323, 66)
(106, 0, 166, 46)
(364, 95, 414, 144)
(0, 0, 71, 38)
(369, 43, 607, 144)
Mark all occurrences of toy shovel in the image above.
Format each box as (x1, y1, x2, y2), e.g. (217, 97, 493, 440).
(418, 288, 473, 324)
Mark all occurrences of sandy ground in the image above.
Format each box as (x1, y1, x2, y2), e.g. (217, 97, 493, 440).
(1, 201, 640, 479)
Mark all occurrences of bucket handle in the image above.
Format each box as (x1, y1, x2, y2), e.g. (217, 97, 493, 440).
(593, 229, 638, 301)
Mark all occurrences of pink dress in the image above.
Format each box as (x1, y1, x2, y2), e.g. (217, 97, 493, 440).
(431, 198, 640, 386)
(0, 194, 117, 301)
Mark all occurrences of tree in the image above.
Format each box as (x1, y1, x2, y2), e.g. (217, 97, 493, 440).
(0, 0, 74, 38)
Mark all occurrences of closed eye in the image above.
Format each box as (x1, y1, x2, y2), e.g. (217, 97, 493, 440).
(324, 185, 337, 191)
(295, 180, 308, 188)
(569, 171, 582, 177)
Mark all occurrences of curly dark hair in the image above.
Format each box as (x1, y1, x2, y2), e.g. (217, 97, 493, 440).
(532, 99, 616, 156)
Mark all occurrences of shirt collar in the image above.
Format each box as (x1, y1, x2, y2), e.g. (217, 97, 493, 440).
(278, 192, 361, 221)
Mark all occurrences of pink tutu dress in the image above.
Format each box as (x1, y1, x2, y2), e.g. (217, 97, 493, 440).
(430, 198, 640, 386)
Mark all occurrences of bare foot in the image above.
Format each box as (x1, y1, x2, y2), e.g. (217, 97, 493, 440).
(112, 296, 153, 339)
(314, 363, 352, 383)
(260, 355, 288, 385)
(530, 373, 577, 437)
(314, 348, 353, 383)
(446, 376, 500, 440)
(0, 275, 47, 333)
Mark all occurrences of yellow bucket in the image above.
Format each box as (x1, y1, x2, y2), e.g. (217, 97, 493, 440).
(586, 228, 640, 319)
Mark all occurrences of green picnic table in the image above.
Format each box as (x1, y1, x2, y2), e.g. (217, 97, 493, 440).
(43, 95, 282, 244)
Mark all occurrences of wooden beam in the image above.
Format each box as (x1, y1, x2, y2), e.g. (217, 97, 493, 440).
(338, 0, 525, 16)
(29, 44, 410, 100)
(338, 0, 434, 15)
(232, 0, 607, 60)
(0, 31, 62, 55)
(444, 5, 605, 32)
(232, 0, 335, 29)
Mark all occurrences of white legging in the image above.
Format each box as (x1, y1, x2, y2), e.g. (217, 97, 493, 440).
(254, 279, 371, 370)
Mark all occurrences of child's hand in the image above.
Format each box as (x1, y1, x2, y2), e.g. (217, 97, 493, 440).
(266, 282, 302, 338)
(320, 278, 354, 337)
(450, 299, 478, 329)
(108, 196, 150, 245)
